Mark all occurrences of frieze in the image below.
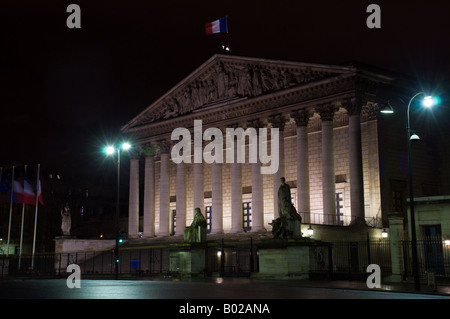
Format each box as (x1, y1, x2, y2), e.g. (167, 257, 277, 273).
(128, 57, 352, 129)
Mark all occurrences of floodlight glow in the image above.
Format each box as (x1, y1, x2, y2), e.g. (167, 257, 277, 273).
(423, 96, 434, 107)
(307, 225, 314, 236)
(121, 142, 131, 151)
(422, 95, 440, 108)
(104, 146, 115, 155)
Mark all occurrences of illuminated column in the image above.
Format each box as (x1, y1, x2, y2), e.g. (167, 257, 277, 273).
(175, 161, 186, 236)
(269, 114, 286, 219)
(143, 154, 155, 238)
(211, 161, 223, 233)
(193, 129, 204, 214)
(128, 157, 139, 239)
(158, 141, 170, 237)
(316, 103, 337, 223)
(343, 97, 365, 225)
(248, 119, 266, 232)
(229, 129, 243, 233)
(291, 109, 312, 223)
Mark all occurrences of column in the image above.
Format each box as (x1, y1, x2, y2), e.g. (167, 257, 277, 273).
(365, 102, 382, 224)
(143, 155, 155, 238)
(290, 109, 312, 223)
(128, 157, 139, 239)
(229, 131, 243, 233)
(248, 119, 266, 232)
(316, 103, 337, 223)
(269, 114, 286, 219)
(343, 97, 365, 225)
(211, 161, 223, 233)
(175, 161, 186, 236)
(158, 142, 170, 237)
(193, 132, 204, 214)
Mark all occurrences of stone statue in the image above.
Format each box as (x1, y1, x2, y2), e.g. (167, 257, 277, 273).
(184, 208, 207, 243)
(271, 178, 302, 239)
(61, 203, 71, 236)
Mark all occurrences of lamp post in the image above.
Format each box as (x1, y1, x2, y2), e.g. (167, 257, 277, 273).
(103, 142, 131, 280)
(382, 92, 439, 291)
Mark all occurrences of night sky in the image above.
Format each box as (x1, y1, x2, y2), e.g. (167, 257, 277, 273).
(1, 0, 449, 178)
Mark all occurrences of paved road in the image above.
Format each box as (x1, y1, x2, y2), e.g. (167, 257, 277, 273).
(0, 278, 448, 299)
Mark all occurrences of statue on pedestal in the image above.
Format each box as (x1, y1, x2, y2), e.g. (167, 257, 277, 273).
(61, 203, 71, 236)
(271, 178, 302, 239)
(184, 208, 207, 243)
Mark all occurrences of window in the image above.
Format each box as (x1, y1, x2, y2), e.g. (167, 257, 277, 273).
(243, 202, 252, 231)
(171, 209, 176, 236)
(392, 191, 403, 212)
(336, 192, 344, 226)
(205, 206, 212, 233)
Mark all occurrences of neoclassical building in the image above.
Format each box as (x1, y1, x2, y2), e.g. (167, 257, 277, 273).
(121, 54, 440, 239)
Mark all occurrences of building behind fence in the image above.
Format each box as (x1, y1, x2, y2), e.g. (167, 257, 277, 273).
(1, 238, 449, 281)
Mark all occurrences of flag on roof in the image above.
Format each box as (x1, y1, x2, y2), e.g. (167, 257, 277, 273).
(205, 16, 228, 35)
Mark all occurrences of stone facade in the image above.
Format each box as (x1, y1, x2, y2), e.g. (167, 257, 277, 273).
(121, 54, 443, 240)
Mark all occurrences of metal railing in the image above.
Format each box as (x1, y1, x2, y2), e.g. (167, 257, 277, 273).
(1, 238, 449, 280)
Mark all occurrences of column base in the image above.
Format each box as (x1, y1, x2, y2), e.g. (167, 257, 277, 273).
(250, 226, 267, 233)
(229, 228, 244, 234)
(157, 232, 170, 238)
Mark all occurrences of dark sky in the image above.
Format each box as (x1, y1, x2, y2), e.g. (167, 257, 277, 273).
(1, 0, 449, 177)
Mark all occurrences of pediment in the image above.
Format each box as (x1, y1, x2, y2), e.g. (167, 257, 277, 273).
(122, 54, 355, 132)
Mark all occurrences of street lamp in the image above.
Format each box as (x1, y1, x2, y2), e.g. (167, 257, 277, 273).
(102, 141, 132, 280)
(382, 92, 439, 291)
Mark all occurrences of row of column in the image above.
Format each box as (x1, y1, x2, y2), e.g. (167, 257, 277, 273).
(128, 99, 367, 238)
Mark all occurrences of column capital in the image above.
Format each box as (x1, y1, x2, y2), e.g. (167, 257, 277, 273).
(290, 109, 312, 127)
(157, 139, 171, 154)
(268, 114, 287, 131)
(341, 96, 366, 116)
(141, 142, 159, 157)
(315, 103, 338, 121)
(362, 102, 380, 121)
(247, 118, 266, 130)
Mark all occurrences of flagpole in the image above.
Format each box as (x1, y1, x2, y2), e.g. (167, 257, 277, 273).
(31, 164, 40, 270)
(226, 15, 230, 51)
(6, 166, 15, 257)
(18, 165, 27, 271)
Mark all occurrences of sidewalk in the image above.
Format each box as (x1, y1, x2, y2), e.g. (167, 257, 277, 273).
(292, 279, 450, 296)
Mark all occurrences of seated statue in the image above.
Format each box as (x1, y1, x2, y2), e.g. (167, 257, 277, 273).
(271, 178, 302, 239)
(184, 208, 207, 243)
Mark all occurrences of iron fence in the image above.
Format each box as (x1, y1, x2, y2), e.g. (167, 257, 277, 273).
(327, 240, 391, 280)
(402, 238, 450, 278)
(1, 238, 449, 280)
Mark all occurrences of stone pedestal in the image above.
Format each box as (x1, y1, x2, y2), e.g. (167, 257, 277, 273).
(255, 239, 329, 280)
(169, 244, 206, 277)
(388, 212, 405, 282)
(54, 236, 115, 274)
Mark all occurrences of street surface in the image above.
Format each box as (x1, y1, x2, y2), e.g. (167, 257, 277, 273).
(0, 278, 448, 299)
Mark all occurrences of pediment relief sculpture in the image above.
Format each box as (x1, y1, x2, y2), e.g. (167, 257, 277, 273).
(137, 58, 342, 126)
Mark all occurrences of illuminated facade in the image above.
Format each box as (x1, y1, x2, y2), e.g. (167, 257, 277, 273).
(121, 54, 445, 239)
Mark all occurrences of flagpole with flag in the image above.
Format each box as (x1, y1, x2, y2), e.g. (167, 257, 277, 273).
(31, 164, 41, 269)
(6, 166, 15, 257)
(205, 15, 230, 52)
(18, 165, 27, 270)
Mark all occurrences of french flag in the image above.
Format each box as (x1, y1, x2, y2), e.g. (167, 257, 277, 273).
(23, 178, 36, 205)
(13, 180, 24, 204)
(36, 179, 44, 205)
(205, 16, 228, 35)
